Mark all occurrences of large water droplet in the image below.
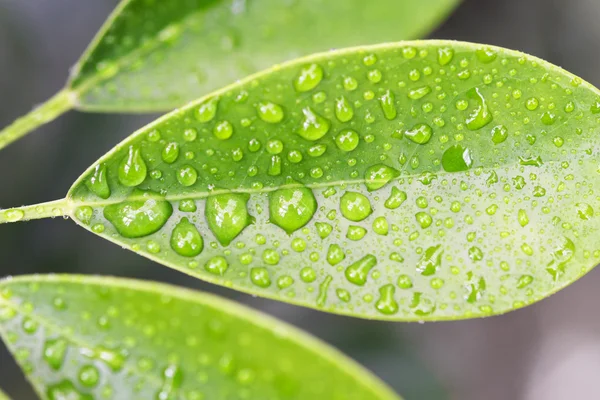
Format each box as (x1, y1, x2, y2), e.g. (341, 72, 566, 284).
(104, 190, 173, 238)
(441, 145, 473, 172)
(385, 187, 407, 209)
(340, 192, 372, 221)
(177, 165, 198, 186)
(250, 267, 271, 288)
(170, 218, 203, 257)
(294, 64, 323, 92)
(364, 164, 400, 191)
(205, 192, 252, 245)
(345, 255, 377, 286)
(86, 164, 110, 199)
(297, 107, 330, 141)
(257, 102, 284, 123)
(334, 129, 359, 152)
(118, 146, 147, 187)
(269, 185, 317, 234)
(335, 96, 354, 122)
(379, 90, 397, 120)
(404, 123, 433, 144)
(466, 88, 493, 130)
(204, 256, 229, 276)
(375, 284, 399, 315)
(43, 338, 68, 370)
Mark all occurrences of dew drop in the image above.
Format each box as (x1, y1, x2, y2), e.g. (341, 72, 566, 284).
(161, 142, 180, 164)
(466, 88, 493, 130)
(335, 96, 354, 122)
(297, 107, 330, 141)
(364, 164, 399, 191)
(408, 86, 432, 100)
(177, 165, 198, 186)
(491, 125, 508, 144)
(257, 102, 284, 123)
(294, 64, 323, 92)
(214, 121, 233, 140)
(384, 187, 407, 209)
(327, 244, 345, 266)
(170, 218, 204, 257)
(316, 222, 333, 239)
(205, 192, 252, 245)
(103, 189, 173, 238)
(86, 164, 111, 199)
(372, 217, 389, 235)
(78, 365, 100, 387)
(118, 146, 147, 187)
(334, 129, 360, 152)
(340, 192, 372, 221)
(441, 145, 473, 172)
(269, 185, 317, 234)
(345, 255, 377, 286)
(43, 338, 68, 370)
(375, 284, 398, 315)
(204, 256, 229, 276)
(404, 123, 433, 144)
(379, 90, 397, 120)
(47, 380, 92, 400)
(250, 267, 271, 288)
(196, 98, 218, 122)
(437, 47, 454, 66)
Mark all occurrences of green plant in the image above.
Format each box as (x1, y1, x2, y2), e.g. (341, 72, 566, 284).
(3, 0, 599, 399)
(0, 0, 458, 150)
(0, 275, 398, 399)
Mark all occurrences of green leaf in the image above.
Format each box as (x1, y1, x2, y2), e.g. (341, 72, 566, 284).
(0, 274, 400, 400)
(0, 0, 459, 150)
(3, 40, 599, 320)
(0, 388, 12, 400)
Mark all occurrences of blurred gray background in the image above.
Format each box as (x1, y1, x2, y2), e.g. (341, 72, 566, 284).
(2, 0, 600, 399)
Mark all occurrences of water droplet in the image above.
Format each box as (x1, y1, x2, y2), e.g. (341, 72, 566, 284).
(204, 256, 229, 276)
(518, 209, 529, 227)
(466, 88, 493, 130)
(269, 185, 317, 234)
(405, 123, 433, 144)
(416, 245, 443, 276)
(196, 98, 218, 122)
(170, 218, 203, 257)
(161, 142, 180, 164)
(327, 244, 345, 266)
(47, 380, 92, 400)
(257, 102, 284, 123)
(4, 209, 24, 222)
(334, 129, 359, 152)
(415, 212, 433, 229)
(364, 164, 400, 191)
(476, 47, 497, 63)
(297, 107, 330, 141)
(300, 267, 317, 283)
(205, 192, 252, 245)
(104, 190, 173, 238)
(335, 96, 354, 122)
(86, 164, 110, 199)
(183, 128, 198, 142)
(75, 206, 93, 225)
(345, 255, 377, 286)
(379, 90, 397, 120)
(375, 284, 398, 315)
(385, 187, 407, 209)
(118, 146, 147, 187)
(347, 225, 367, 241)
(546, 236, 575, 280)
(156, 364, 183, 400)
(316, 222, 332, 239)
(526, 97, 539, 111)
(294, 64, 323, 92)
(437, 47, 454, 66)
(78, 365, 100, 387)
(179, 199, 196, 212)
(340, 192, 372, 221)
(517, 275, 534, 289)
(408, 86, 432, 100)
(214, 120, 233, 140)
(491, 125, 508, 144)
(441, 145, 473, 172)
(372, 217, 389, 235)
(397, 275, 413, 289)
(250, 267, 271, 288)
(177, 165, 198, 186)
(43, 338, 68, 370)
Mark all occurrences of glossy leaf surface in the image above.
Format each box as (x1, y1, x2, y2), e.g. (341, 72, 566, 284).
(4, 40, 600, 320)
(0, 275, 399, 400)
(0, 0, 459, 149)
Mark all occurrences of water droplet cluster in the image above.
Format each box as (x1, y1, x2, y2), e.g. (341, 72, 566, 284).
(0, 277, 385, 398)
(68, 42, 600, 319)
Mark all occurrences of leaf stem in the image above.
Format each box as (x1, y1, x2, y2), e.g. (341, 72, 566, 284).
(0, 89, 74, 150)
(0, 199, 70, 224)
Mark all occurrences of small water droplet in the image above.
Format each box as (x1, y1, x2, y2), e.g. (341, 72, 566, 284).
(269, 185, 317, 234)
(196, 98, 218, 122)
(297, 107, 330, 141)
(441, 145, 473, 172)
(257, 102, 284, 123)
(466, 88, 493, 130)
(340, 192, 372, 221)
(170, 218, 203, 257)
(335, 96, 354, 122)
(118, 146, 147, 187)
(345, 255, 377, 286)
(437, 47, 454, 66)
(416, 245, 443, 276)
(294, 64, 323, 92)
(250, 267, 271, 288)
(86, 164, 111, 199)
(404, 123, 433, 144)
(379, 90, 397, 120)
(385, 187, 407, 209)
(375, 284, 398, 315)
(204, 256, 229, 276)
(205, 192, 252, 245)
(214, 120, 233, 140)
